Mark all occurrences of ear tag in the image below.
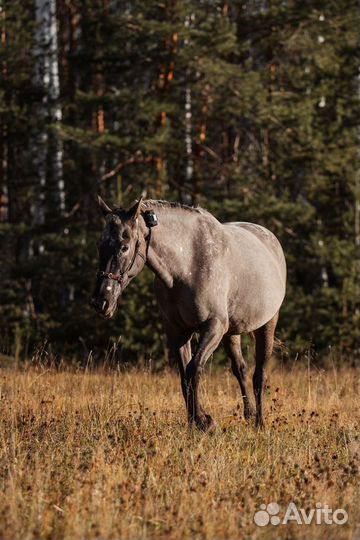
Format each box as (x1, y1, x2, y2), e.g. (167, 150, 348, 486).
(144, 210, 158, 228)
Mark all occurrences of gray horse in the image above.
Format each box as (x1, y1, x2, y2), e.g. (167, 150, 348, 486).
(91, 197, 286, 430)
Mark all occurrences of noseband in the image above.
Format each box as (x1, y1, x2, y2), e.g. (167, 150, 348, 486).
(96, 243, 146, 285)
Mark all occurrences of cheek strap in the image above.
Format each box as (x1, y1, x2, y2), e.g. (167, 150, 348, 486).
(96, 240, 147, 284)
(96, 212, 154, 285)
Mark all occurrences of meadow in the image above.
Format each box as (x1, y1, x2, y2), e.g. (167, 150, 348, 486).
(0, 363, 358, 539)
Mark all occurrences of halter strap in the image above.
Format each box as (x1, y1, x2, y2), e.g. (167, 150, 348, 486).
(96, 220, 149, 285)
(96, 246, 146, 284)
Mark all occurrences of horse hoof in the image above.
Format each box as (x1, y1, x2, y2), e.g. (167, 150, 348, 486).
(244, 407, 256, 422)
(190, 414, 217, 433)
(255, 417, 265, 430)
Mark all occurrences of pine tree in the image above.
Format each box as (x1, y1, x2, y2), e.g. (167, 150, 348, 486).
(0, 0, 358, 364)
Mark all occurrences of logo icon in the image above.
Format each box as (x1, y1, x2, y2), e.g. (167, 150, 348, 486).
(254, 502, 280, 526)
(253, 502, 348, 526)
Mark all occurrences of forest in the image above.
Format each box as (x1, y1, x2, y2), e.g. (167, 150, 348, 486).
(0, 0, 359, 366)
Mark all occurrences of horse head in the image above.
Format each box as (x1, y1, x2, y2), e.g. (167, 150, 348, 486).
(91, 196, 147, 318)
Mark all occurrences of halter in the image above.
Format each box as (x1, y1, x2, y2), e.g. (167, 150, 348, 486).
(96, 210, 157, 286)
(96, 241, 146, 285)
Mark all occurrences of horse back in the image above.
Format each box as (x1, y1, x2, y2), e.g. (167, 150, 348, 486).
(224, 221, 286, 277)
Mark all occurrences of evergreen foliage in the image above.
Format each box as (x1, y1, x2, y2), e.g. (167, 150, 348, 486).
(0, 0, 359, 365)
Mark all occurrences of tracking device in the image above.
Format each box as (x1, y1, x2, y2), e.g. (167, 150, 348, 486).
(143, 210, 158, 228)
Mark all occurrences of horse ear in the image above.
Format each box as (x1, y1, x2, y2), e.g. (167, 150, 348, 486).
(127, 197, 143, 222)
(97, 195, 112, 216)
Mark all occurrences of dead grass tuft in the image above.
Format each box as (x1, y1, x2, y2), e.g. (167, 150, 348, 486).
(0, 366, 358, 539)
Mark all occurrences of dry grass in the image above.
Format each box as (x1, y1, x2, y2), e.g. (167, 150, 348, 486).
(0, 365, 358, 539)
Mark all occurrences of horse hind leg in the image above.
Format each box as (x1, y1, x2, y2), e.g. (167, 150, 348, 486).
(172, 338, 192, 404)
(164, 325, 192, 405)
(253, 311, 279, 428)
(223, 334, 255, 421)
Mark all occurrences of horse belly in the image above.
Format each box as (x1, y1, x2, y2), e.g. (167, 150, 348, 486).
(228, 279, 285, 333)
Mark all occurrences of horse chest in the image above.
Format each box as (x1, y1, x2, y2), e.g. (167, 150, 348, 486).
(154, 278, 219, 330)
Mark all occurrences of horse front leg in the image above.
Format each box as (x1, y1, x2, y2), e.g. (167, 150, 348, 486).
(185, 318, 225, 432)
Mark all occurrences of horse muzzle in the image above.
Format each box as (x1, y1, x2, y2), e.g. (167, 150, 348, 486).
(90, 297, 116, 318)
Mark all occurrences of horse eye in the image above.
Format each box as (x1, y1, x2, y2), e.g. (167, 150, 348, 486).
(122, 231, 130, 241)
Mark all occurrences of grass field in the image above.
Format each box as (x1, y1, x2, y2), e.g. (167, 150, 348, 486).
(0, 364, 358, 539)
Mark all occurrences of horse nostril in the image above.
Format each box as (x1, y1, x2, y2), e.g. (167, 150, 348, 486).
(91, 297, 108, 313)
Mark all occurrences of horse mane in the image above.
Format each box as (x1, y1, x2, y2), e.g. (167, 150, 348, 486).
(142, 199, 208, 215)
(112, 199, 213, 221)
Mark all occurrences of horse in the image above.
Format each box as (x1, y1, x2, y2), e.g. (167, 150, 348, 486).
(91, 196, 286, 431)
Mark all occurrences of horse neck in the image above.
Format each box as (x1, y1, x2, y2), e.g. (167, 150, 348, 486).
(145, 208, 199, 288)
